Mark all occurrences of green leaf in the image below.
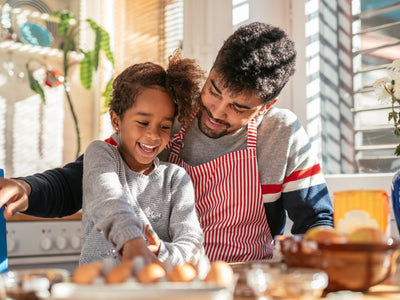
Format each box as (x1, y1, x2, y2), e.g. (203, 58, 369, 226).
(86, 19, 115, 67)
(80, 51, 94, 90)
(26, 62, 46, 104)
(52, 10, 75, 37)
(395, 144, 400, 156)
(102, 77, 113, 108)
(92, 28, 101, 71)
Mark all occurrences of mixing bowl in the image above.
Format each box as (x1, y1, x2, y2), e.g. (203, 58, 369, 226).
(278, 235, 400, 292)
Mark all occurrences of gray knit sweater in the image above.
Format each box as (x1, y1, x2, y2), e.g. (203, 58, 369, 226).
(80, 140, 204, 266)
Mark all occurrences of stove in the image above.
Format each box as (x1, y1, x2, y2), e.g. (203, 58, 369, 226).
(6, 212, 82, 274)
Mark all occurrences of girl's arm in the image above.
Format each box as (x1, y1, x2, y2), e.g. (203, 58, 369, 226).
(156, 168, 204, 266)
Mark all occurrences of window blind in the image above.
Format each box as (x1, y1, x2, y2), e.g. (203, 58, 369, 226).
(113, 0, 183, 73)
(352, 0, 400, 172)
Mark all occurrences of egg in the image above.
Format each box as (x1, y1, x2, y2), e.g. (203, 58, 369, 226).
(131, 256, 146, 276)
(167, 263, 197, 282)
(204, 261, 234, 285)
(105, 260, 133, 284)
(304, 226, 347, 244)
(136, 263, 166, 284)
(72, 261, 103, 284)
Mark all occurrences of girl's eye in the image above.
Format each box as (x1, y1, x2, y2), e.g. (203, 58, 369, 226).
(137, 121, 148, 126)
(161, 123, 172, 130)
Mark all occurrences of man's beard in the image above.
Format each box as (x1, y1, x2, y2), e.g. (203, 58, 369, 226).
(197, 104, 236, 139)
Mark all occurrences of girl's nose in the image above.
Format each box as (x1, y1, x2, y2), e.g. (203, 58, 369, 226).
(145, 126, 160, 140)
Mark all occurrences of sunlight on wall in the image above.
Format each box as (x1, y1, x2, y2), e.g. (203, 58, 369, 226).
(0, 52, 65, 178)
(233, 0, 249, 27)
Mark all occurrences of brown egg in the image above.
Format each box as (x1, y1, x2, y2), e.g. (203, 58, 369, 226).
(136, 263, 166, 284)
(204, 261, 234, 285)
(347, 227, 389, 244)
(167, 263, 197, 282)
(72, 261, 103, 284)
(105, 260, 133, 284)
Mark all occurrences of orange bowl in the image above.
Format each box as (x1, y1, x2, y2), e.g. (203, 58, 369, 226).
(277, 235, 400, 292)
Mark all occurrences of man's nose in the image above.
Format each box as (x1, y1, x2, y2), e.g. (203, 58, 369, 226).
(211, 101, 228, 120)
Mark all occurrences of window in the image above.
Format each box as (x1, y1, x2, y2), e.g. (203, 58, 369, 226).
(305, 0, 400, 174)
(352, 0, 400, 173)
(113, 0, 183, 72)
(100, 0, 183, 138)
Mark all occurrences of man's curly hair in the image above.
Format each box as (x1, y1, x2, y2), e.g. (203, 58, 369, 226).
(110, 50, 205, 125)
(212, 22, 296, 104)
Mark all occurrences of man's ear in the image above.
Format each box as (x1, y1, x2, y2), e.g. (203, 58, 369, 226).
(109, 110, 120, 131)
(258, 98, 278, 115)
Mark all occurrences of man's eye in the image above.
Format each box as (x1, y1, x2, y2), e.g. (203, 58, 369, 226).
(208, 86, 219, 96)
(231, 105, 245, 114)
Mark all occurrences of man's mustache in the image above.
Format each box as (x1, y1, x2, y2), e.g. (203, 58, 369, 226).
(201, 104, 230, 127)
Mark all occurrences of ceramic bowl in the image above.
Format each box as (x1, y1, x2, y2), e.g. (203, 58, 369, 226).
(277, 235, 400, 292)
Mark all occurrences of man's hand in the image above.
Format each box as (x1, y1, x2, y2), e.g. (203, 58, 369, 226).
(0, 178, 31, 219)
(145, 224, 161, 255)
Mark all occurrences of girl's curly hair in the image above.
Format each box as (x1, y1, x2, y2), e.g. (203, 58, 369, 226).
(109, 50, 205, 125)
(212, 22, 296, 104)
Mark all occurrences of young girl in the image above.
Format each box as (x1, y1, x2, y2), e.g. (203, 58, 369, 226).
(80, 50, 205, 268)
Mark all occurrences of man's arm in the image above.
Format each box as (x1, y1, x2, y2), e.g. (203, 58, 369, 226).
(22, 155, 84, 218)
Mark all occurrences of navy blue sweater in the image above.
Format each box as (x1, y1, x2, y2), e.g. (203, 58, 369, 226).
(22, 155, 84, 218)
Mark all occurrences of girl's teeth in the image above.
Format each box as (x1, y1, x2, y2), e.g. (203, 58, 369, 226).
(141, 143, 156, 151)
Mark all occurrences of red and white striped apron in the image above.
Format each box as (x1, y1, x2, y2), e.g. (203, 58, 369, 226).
(167, 110, 273, 262)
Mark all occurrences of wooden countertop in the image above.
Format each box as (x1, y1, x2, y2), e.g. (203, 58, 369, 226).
(233, 284, 400, 299)
(7, 211, 82, 222)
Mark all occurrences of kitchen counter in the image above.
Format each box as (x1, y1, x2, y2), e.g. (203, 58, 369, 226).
(7, 211, 82, 222)
(233, 284, 400, 299)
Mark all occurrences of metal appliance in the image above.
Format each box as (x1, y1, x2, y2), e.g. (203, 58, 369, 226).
(6, 212, 82, 274)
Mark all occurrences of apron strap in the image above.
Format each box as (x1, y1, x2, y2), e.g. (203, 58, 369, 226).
(166, 104, 200, 151)
(247, 118, 257, 150)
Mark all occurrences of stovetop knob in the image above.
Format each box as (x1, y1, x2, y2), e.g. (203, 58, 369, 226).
(56, 236, 68, 250)
(70, 235, 81, 250)
(7, 237, 18, 253)
(40, 236, 53, 251)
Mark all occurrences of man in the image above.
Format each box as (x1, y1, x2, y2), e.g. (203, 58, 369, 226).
(0, 22, 333, 262)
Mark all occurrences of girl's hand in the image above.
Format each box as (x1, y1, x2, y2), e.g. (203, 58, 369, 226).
(145, 224, 161, 255)
(120, 237, 159, 264)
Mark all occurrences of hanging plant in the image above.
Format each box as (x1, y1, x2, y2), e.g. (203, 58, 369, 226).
(26, 10, 115, 159)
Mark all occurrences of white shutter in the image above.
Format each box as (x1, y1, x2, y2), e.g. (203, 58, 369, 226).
(352, 0, 400, 172)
